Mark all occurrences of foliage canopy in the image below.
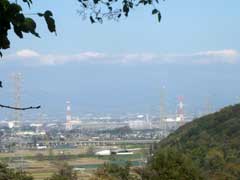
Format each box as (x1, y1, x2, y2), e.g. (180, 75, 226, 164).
(45, 163, 77, 180)
(0, 0, 56, 57)
(138, 148, 203, 180)
(91, 161, 137, 180)
(158, 104, 240, 179)
(0, 163, 33, 180)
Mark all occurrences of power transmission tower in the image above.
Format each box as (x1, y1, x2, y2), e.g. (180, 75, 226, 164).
(146, 113, 152, 129)
(12, 73, 22, 127)
(205, 95, 213, 115)
(159, 86, 166, 136)
(177, 96, 185, 126)
(236, 96, 240, 104)
(66, 100, 72, 130)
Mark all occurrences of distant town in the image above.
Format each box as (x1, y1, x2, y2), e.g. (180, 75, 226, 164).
(0, 96, 192, 151)
(0, 73, 216, 179)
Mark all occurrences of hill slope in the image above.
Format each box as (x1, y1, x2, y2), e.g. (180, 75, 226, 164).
(158, 104, 240, 179)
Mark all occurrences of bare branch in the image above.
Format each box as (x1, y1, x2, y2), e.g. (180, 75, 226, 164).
(0, 81, 40, 111)
(0, 104, 41, 110)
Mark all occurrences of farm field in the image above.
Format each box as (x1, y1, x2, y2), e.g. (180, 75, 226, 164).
(1, 146, 146, 180)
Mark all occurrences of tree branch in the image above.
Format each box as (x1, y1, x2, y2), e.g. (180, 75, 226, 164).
(0, 81, 40, 111)
(0, 104, 41, 110)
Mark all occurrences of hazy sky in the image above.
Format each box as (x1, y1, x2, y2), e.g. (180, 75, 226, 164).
(1, 0, 240, 118)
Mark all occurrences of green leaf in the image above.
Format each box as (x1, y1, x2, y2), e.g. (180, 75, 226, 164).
(13, 25, 23, 38)
(90, 16, 95, 23)
(44, 16, 56, 33)
(152, 9, 158, 15)
(129, 2, 133, 8)
(12, 14, 25, 25)
(22, 0, 32, 8)
(157, 12, 161, 22)
(23, 18, 40, 37)
(9, 3, 22, 14)
(0, 36, 10, 49)
(24, 18, 36, 31)
(123, 4, 129, 16)
(43, 10, 56, 33)
(44, 10, 53, 17)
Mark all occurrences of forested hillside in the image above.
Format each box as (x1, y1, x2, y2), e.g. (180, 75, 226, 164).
(158, 104, 240, 179)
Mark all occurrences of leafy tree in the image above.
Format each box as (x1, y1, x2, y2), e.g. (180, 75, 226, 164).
(158, 104, 240, 179)
(45, 162, 77, 180)
(204, 171, 236, 180)
(137, 148, 203, 180)
(0, 1, 49, 111)
(0, 162, 33, 180)
(205, 149, 225, 172)
(0, 0, 56, 57)
(223, 163, 240, 179)
(91, 161, 136, 180)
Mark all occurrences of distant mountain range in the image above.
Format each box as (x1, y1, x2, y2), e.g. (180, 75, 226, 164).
(1, 63, 240, 118)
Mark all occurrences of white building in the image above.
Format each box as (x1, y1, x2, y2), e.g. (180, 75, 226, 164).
(128, 120, 149, 130)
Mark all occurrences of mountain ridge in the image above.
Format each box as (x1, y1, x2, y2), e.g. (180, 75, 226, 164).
(158, 104, 240, 179)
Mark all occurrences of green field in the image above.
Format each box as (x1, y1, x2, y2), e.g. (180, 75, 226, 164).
(1, 147, 146, 180)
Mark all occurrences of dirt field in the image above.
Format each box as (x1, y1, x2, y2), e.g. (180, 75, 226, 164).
(0, 147, 88, 158)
